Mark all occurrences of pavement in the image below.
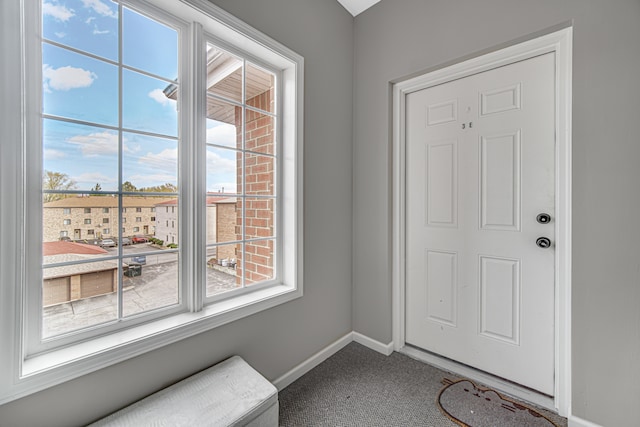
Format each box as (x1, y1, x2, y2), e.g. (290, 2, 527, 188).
(42, 244, 240, 338)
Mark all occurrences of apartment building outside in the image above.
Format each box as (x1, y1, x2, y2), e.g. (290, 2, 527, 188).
(155, 196, 237, 255)
(43, 196, 174, 242)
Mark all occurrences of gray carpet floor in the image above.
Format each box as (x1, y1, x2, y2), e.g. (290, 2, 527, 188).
(278, 342, 568, 426)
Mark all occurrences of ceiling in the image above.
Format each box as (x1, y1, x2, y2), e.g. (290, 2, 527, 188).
(336, 0, 381, 16)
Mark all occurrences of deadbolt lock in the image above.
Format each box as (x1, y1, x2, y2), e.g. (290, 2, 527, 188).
(536, 213, 551, 224)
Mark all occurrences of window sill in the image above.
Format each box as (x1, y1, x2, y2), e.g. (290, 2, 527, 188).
(13, 284, 300, 402)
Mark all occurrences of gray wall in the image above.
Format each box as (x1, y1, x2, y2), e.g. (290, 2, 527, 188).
(352, 0, 640, 425)
(0, 0, 353, 426)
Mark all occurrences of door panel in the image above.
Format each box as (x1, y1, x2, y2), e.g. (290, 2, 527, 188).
(405, 53, 555, 395)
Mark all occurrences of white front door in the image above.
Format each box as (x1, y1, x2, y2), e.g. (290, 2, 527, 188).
(405, 53, 556, 395)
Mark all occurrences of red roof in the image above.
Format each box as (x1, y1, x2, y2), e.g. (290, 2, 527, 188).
(43, 241, 108, 256)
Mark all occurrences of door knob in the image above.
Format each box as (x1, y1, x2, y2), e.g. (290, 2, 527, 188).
(536, 237, 552, 249)
(536, 213, 551, 224)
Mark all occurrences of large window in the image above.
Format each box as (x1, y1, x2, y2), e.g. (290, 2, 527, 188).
(0, 0, 302, 404)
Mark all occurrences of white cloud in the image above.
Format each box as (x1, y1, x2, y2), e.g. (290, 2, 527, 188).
(81, 0, 117, 18)
(148, 88, 175, 107)
(138, 148, 178, 170)
(44, 148, 67, 160)
(43, 65, 97, 91)
(72, 172, 116, 186)
(85, 16, 95, 24)
(54, 32, 66, 38)
(206, 123, 237, 147)
(43, 2, 75, 22)
(67, 132, 119, 157)
(93, 28, 110, 35)
(206, 149, 236, 174)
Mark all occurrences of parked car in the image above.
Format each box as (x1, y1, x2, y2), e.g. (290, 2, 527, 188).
(130, 255, 147, 265)
(131, 235, 148, 244)
(121, 237, 132, 246)
(100, 238, 117, 248)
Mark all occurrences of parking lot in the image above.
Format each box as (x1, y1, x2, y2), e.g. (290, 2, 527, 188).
(43, 244, 240, 338)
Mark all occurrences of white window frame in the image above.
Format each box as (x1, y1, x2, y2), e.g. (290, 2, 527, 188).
(0, 0, 303, 404)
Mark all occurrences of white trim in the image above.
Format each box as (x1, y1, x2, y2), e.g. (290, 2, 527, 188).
(568, 415, 604, 427)
(392, 27, 572, 416)
(272, 332, 392, 391)
(353, 332, 394, 356)
(272, 333, 352, 391)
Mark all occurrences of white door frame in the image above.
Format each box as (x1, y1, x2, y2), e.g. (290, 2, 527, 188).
(391, 27, 572, 416)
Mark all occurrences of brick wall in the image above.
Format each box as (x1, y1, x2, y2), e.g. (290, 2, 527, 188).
(216, 203, 237, 261)
(43, 198, 160, 242)
(235, 88, 275, 285)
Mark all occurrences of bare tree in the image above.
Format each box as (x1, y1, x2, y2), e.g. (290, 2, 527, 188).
(43, 170, 77, 202)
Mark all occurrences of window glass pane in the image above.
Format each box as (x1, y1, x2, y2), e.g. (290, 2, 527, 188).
(42, 260, 119, 338)
(122, 251, 179, 317)
(123, 69, 178, 137)
(43, 119, 118, 192)
(206, 104, 240, 149)
(122, 7, 178, 79)
(43, 195, 118, 253)
(245, 153, 275, 196)
(243, 239, 275, 286)
(245, 109, 275, 155)
(44, 194, 119, 249)
(206, 44, 242, 103)
(206, 146, 240, 195)
(245, 63, 275, 114)
(122, 132, 178, 192)
(205, 196, 238, 245)
(152, 197, 178, 246)
(43, 43, 118, 126)
(42, 0, 119, 61)
(122, 196, 172, 252)
(243, 198, 275, 240)
(206, 244, 241, 297)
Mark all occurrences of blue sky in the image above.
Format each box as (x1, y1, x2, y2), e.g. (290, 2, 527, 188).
(42, 0, 238, 193)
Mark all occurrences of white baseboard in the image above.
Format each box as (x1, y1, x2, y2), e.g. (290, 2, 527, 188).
(272, 331, 394, 391)
(272, 332, 352, 391)
(352, 332, 394, 356)
(568, 414, 603, 427)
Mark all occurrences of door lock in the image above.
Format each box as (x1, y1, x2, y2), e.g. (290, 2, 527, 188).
(536, 237, 552, 249)
(536, 213, 551, 224)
